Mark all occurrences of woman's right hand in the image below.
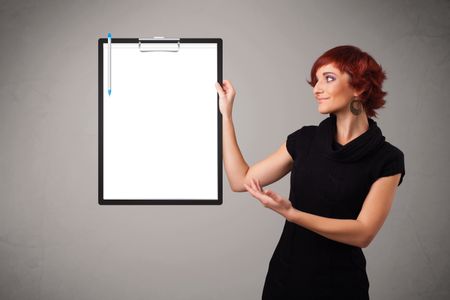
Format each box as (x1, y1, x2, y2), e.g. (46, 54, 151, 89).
(215, 80, 236, 119)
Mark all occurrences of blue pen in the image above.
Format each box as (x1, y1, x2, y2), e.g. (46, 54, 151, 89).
(108, 33, 112, 96)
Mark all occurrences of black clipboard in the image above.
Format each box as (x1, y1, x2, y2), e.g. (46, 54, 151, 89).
(98, 37, 223, 205)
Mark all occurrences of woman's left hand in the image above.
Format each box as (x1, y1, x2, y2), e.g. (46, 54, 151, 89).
(244, 178, 294, 220)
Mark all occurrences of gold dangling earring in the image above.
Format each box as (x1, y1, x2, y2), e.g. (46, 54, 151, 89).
(350, 96, 362, 115)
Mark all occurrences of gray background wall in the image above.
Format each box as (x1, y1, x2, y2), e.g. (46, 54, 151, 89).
(1, 0, 449, 299)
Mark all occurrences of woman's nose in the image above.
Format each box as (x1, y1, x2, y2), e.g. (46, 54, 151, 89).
(314, 82, 323, 96)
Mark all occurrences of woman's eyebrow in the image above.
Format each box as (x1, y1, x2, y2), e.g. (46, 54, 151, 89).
(315, 71, 337, 77)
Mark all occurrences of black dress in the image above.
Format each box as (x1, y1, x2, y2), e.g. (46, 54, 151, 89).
(262, 114, 405, 299)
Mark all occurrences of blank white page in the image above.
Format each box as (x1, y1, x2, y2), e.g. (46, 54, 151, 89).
(102, 42, 218, 200)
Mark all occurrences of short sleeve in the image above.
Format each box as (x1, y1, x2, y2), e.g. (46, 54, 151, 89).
(376, 148, 405, 186)
(286, 128, 302, 160)
(286, 126, 317, 161)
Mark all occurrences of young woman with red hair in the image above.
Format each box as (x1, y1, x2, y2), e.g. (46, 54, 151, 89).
(216, 45, 405, 299)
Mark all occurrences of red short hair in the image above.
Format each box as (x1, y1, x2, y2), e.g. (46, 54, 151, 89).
(307, 45, 387, 118)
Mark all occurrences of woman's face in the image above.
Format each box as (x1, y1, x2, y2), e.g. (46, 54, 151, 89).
(313, 63, 359, 115)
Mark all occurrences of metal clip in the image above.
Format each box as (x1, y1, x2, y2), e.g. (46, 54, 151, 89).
(138, 37, 180, 52)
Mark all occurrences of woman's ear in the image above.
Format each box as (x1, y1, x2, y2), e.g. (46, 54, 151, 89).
(354, 88, 365, 98)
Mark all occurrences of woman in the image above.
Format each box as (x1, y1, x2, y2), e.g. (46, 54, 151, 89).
(215, 45, 405, 299)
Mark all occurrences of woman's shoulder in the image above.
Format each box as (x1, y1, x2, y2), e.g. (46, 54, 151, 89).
(286, 125, 318, 160)
(370, 141, 406, 186)
(287, 125, 318, 140)
(377, 141, 405, 159)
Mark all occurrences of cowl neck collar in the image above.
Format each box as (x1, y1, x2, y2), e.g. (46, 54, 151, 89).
(317, 113, 386, 163)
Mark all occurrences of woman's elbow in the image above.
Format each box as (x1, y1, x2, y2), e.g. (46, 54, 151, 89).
(360, 233, 375, 248)
(231, 184, 245, 193)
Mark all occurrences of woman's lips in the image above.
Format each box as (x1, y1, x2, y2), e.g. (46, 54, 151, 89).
(317, 97, 329, 103)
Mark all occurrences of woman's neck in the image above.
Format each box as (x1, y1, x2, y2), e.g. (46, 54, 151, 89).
(333, 112, 369, 146)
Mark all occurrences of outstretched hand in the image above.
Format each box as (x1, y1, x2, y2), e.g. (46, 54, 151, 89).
(244, 178, 294, 220)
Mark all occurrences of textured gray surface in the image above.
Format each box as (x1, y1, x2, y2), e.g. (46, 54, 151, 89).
(0, 0, 449, 299)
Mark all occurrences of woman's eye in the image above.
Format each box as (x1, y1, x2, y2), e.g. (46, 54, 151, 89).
(326, 75, 335, 82)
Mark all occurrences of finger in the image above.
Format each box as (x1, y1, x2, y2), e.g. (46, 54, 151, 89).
(252, 178, 260, 193)
(216, 81, 225, 92)
(250, 178, 255, 190)
(254, 179, 262, 194)
(250, 178, 257, 191)
(225, 80, 234, 90)
(249, 180, 263, 198)
(265, 189, 280, 202)
(245, 184, 262, 203)
(256, 179, 263, 192)
(215, 82, 225, 96)
(253, 178, 259, 191)
(270, 191, 281, 202)
(244, 183, 256, 196)
(222, 80, 234, 91)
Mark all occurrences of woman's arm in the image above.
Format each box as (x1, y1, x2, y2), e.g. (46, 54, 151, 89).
(286, 210, 367, 248)
(215, 81, 250, 191)
(217, 81, 293, 192)
(286, 173, 402, 248)
(222, 117, 250, 191)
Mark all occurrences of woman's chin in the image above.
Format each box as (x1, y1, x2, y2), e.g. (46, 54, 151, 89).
(318, 106, 331, 114)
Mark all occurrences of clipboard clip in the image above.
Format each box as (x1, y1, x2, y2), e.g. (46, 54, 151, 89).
(139, 37, 180, 52)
